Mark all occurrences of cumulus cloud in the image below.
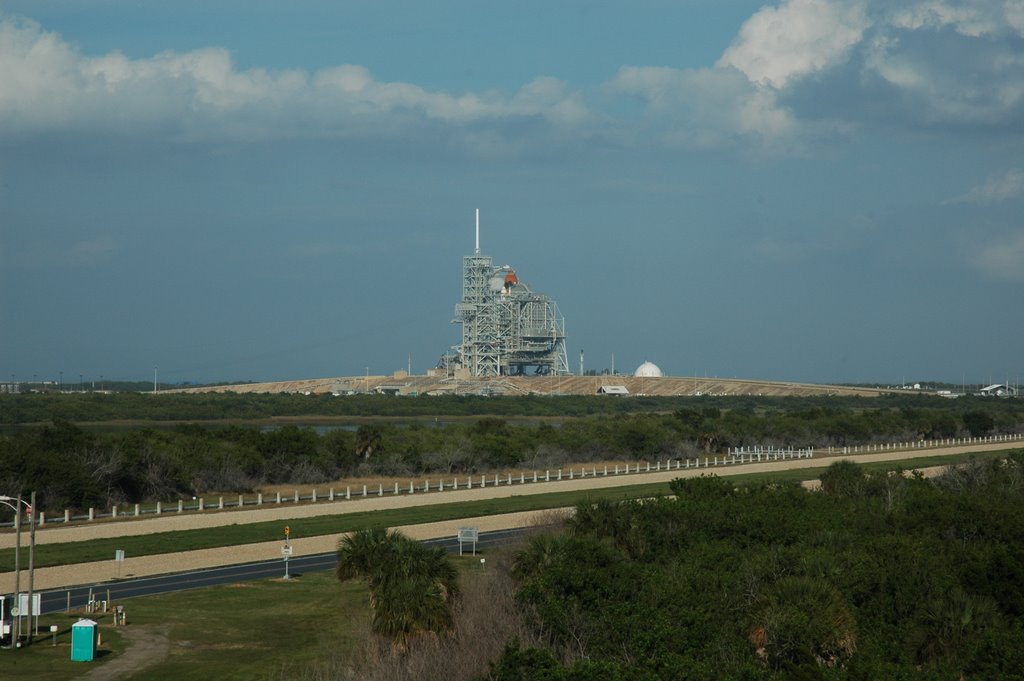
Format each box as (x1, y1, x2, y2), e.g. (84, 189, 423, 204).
(3, 3, 1023, 154)
(886, 1, 1022, 38)
(606, 65, 801, 149)
(947, 169, 1024, 204)
(710, 0, 1024, 130)
(718, 0, 869, 88)
(605, 0, 1024, 151)
(860, 29, 1024, 127)
(973, 232, 1024, 280)
(0, 16, 588, 146)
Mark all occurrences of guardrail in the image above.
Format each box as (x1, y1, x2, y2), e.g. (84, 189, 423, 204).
(3, 432, 1021, 529)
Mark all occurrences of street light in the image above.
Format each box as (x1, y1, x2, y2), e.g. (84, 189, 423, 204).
(0, 494, 35, 648)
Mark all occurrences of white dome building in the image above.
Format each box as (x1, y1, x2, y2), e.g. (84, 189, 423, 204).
(634, 361, 663, 378)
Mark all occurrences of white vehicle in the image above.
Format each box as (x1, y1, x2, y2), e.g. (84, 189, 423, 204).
(0, 595, 10, 644)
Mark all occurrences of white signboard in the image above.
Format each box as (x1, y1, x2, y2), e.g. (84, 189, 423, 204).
(17, 593, 41, 617)
(281, 545, 293, 557)
(115, 549, 125, 562)
(458, 527, 479, 556)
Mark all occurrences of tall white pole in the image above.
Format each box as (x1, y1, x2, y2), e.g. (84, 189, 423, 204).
(27, 491, 35, 641)
(13, 497, 21, 646)
(475, 208, 480, 255)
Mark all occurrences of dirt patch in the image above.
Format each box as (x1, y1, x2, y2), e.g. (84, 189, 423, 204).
(75, 625, 170, 681)
(800, 464, 951, 490)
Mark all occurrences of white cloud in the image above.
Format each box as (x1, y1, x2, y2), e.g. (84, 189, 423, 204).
(973, 232, 1024, 281)
(861, 29, 1024, 126)
(0, 17, 589, 145)
(607, 65, 800, 149)
(887, 1, 1020, 38)
(718, 0, 869, 88)
(1010, 0, 1024, 34)
(3, 3, 1023, 155)
(711, 0, 1024, 131)
(948, 169, 1024, 204)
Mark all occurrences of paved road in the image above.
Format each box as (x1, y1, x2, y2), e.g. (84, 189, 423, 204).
(3, 438, 1020, 594)
(33, 528, 525, 615)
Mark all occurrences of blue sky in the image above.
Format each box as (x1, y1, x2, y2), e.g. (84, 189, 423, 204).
(1, 1, 1022, 386)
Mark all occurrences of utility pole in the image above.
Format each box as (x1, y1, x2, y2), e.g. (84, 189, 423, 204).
(27, 492, 35, 641)
(13, 496, 21, 646)
(0, 494, 34, 647)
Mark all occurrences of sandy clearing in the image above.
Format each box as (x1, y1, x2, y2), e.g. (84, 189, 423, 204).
(2, 441, 1017, 593)
(800, 464, 950, 490)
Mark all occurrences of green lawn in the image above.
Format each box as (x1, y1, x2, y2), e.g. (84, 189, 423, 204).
(0, 449, 1012, 571)
(0, 570, 375, 681)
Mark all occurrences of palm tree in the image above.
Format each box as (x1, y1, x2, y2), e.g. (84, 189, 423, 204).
(336, 527, 393, 603)
(336, 528, 459, 651)
(373, 575, 454, 652)
(749, 575, 857, 670)
(913, 587, 998, 668)
(354, 425, 383, 460)
(511, 533, 563, 584)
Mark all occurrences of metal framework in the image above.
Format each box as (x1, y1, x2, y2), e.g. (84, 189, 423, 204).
(449, 215, 568, 377)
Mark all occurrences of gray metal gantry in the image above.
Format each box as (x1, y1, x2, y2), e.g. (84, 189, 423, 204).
(451, 231, 568, 378)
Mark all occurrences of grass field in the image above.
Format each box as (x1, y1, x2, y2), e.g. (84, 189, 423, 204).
(0, 555, 495, 681)
(0, 570, 377, 681)
(0, 449, 1012, 572)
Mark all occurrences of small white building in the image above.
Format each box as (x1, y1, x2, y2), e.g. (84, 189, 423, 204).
(980, 384, 1017, 397)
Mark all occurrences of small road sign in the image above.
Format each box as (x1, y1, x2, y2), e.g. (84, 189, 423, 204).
(458, 527, 479, 556)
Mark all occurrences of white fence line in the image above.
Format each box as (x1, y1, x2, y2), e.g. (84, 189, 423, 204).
(16, 432, 1024, 528)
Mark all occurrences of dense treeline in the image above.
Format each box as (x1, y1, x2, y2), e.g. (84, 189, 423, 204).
(1, 399, 1022, 515)
(493, 456, 1024, 679)
(2, 391, 1023, 424)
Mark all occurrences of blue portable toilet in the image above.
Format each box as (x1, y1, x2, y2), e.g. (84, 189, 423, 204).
(71, 619, 98, 662)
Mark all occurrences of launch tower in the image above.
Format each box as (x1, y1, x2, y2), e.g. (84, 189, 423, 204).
(449, 211, 569, 377)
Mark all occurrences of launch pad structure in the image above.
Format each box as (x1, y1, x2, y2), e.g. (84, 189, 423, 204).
(447, 210, 569, 377)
